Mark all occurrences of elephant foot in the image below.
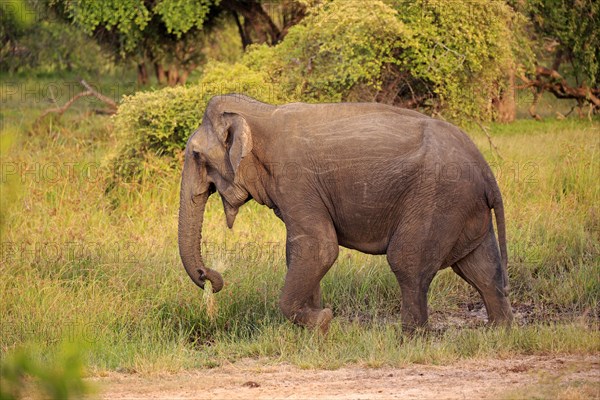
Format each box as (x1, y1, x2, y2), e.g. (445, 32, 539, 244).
(482, 291, 514, 327)
(316, 308, 333, 334)
(280, 301, 333, 333)
(487, 307, 514, 327)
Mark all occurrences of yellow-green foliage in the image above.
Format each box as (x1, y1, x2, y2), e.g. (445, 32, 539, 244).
(240, 0, 411, 102)
(114, 62, 285, 156)
(110, 62, 289, 182)
(259, 0, 526, 118)
(243, 0, 529, 118)
(0, 343, 91, 400)
(391, 0, 531, 121)
(111, 0, 531, 179)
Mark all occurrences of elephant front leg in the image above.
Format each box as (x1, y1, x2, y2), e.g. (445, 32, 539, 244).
(279, 233, 339, 333)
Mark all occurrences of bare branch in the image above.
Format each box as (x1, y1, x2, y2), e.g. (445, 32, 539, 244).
(35, 80, 118, 125)
(517, 66, 599, 120)
(36, 91, 94, 122)
(475, 121, 503, 161)
(79, 79, 118, 109)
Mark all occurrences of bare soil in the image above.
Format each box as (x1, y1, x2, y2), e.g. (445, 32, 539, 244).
(93, 355, 599, 399)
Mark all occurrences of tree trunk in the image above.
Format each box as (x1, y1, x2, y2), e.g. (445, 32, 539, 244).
(494, 69, 516, 122)
(232, 11, 251, 50)
(167, 67, 179, 86)
(178, 70, 190, 85)
(221, 0, 281, 45)
(137, 63, 149, 86)
(155, 63, 167, 85)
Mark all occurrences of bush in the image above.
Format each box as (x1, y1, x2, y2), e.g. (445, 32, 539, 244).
(0, 343, 91, 400)
(391, 0, 531, 121)
(242, 0, 530, 120)
(242, 0, 411, 103)
(109, 62, 288, 184)
(109, 0, 531, 182)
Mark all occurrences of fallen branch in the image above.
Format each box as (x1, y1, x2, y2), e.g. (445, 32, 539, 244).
(517, 66, 599, 120)
(80, 79, 118, 109)
(36, 79, 118, 124)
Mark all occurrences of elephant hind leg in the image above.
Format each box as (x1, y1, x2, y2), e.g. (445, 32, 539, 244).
(386, 238, 440, 334)
(452, 224, 513, 325)
(387, 261, 437, 334)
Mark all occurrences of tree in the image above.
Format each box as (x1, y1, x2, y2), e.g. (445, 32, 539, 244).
(518, 0, 600, 117)
(0, 0, 111, 74)
(238, 0, 530, 122)
(59, 0, 215, 85)
(221, 0, 305, 49)
(58, 0, 306, 86)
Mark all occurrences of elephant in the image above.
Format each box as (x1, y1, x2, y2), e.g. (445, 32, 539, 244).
(178, 93, 513, 333)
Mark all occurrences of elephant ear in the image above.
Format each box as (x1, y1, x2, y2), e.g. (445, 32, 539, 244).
(204, 97, 253, 175)
(222, 112, 253, 175)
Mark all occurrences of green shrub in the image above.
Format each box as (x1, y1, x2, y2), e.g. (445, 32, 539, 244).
(109, 0, 532, 182)
(0, 343, 91, 400)
(241, 0, 411, 103)
(109, 62, 288, 184)
(391, 0, 532, 121)
(241, 0, 530, 119)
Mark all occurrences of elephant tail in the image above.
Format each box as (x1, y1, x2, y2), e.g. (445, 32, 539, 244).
(486, 174, 509, 294)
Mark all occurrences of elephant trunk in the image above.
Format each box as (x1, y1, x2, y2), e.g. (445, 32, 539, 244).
(178, 150, 224, 293)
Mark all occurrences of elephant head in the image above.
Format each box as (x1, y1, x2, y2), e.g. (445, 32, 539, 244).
(178, 95, 262, 293)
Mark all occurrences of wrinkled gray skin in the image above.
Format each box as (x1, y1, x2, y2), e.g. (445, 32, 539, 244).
(178, 94, 513, 333)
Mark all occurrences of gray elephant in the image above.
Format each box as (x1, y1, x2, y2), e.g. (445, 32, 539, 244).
(178, 94, 513, 333)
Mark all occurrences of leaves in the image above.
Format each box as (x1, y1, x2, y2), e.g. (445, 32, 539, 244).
(154, 0, 213, 37)
(65, 0, 152, 52)
(110, 0, 534, 181)
(109, 61, 288, 183)
(526, 0, 600, 86)
(62, 0, 216, 63)
(236, 0, 530, 121)
(391, 0, 530, 121)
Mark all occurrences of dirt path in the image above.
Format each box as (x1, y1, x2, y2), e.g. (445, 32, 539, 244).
(93, 355, 599, 399)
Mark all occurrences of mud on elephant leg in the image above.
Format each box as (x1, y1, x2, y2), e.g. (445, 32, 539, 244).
(452, 224, 513, 325)
(279, 234, 339, 333)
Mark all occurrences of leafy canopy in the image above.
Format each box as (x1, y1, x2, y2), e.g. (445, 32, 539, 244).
(62, 0, 214, 55)
(111, 0, 532, 182)
(526, 0, 599, 86)
(219, 0, 528, 120)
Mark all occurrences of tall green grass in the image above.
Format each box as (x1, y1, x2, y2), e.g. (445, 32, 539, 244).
(474, 119, 599, 313)
(1, 78, 598, 373)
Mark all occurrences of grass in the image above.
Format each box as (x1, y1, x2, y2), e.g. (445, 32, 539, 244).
(0, 75, 598, 375)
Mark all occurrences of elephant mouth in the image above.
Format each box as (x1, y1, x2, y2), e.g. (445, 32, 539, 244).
(208, 182, 216, 195)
